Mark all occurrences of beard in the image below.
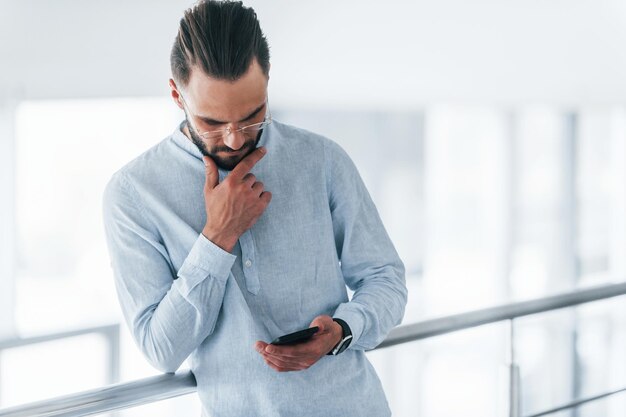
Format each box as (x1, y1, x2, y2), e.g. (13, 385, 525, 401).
(184, 115, 262, 171)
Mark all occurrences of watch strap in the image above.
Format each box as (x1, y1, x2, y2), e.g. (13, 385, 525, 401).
(328, 318, 353, 355)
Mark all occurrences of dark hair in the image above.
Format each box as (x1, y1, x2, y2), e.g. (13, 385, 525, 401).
(170, 0, 270, 85)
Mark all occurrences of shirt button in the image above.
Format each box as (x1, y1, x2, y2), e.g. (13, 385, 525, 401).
(245, 259, 252, 268)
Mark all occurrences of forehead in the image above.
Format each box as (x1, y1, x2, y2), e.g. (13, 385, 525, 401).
(184, 59, 268, 121)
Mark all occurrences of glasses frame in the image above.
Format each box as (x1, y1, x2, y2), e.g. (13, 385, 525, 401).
(178, 92, 272, 141)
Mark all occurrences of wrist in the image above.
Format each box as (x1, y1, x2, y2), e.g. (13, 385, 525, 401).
(327, 318, 353, 355)
(331, 321, 343, 346)
(202, 226, 238, 252)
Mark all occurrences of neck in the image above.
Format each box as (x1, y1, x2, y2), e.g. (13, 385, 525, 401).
(182, 121, 193, 142)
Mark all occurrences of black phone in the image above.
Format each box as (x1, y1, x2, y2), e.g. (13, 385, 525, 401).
(270, 326, 319, 346)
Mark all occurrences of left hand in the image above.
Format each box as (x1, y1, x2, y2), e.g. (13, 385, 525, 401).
(255, 315, 343, 372)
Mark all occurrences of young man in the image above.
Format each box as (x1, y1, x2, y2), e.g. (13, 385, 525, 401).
(103, 1, 407, 416)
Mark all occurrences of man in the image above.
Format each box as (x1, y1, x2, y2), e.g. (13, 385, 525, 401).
(102, 1, 407, 416)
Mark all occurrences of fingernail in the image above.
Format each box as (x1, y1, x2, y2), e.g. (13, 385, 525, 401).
(259, 147, 266, 154)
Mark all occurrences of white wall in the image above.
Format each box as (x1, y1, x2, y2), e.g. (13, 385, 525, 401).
(2, 0, 626, 108)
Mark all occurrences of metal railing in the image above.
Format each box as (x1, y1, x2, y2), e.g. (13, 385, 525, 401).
(1, 282, 626, 417)
(0, 371, 196, 417)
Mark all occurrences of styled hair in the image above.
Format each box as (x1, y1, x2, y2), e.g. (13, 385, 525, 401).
(170, 0, 270, 85)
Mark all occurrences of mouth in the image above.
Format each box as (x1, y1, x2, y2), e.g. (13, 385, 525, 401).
(225, 147, 246, 153)
(219, 148, 246, 157)
(220, 142, 255, 155)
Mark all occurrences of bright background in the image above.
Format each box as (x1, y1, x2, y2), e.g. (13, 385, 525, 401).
(1, 1, 626, 416)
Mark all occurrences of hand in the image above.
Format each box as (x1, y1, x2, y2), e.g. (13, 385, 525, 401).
(254, 315, 343, 372)
(201, 147, 272, 252)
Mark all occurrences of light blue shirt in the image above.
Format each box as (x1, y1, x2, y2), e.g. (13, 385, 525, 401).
(102, 120, 407, 417)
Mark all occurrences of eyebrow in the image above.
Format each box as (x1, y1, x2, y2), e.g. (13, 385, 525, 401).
(197, 102, 266, 125)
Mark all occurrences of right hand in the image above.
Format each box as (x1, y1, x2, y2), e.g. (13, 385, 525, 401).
(201, 147, 272, 252)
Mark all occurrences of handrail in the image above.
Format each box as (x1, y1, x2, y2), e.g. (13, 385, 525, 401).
(378, 281, 626, 349)
(1, 281, 626, 417)
(0, 371, 196, 417)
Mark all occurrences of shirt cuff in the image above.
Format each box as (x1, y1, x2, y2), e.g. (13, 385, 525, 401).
(176, 233, 237, 297)
(332, 303, 366, 350)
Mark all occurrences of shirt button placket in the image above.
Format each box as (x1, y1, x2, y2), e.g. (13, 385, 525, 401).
(239, 231, 260, 294)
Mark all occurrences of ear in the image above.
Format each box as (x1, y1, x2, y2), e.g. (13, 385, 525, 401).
(169, 79, 184, 110)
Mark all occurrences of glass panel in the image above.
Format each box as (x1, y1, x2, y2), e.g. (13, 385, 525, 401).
(516, 309, 576, 416)
(368, 323, 507, 417)
(576, 296, 626, 417)
(578, 388, 626, 417)
(0, 334, 107, 407)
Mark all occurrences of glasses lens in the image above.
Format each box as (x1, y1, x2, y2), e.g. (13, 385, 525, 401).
(200, 120, 271, 140)
(201, 131, 225, 140)
(241, 121, 270, 135)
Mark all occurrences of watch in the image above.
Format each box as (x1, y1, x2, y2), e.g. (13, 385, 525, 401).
(328, 318, 353, 356)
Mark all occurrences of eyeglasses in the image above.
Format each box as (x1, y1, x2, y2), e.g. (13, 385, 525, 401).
(179, 92, 272, 141)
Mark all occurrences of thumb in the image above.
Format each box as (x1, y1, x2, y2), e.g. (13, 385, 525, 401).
(309, 315, 332, 334)
(203, 156, 218, 189)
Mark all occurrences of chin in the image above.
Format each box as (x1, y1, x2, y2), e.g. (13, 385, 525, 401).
(213, 155, 244, 171)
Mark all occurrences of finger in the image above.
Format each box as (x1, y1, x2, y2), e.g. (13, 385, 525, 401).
(263, 355, 293, 372)
(264, 358, 282, 372)
(309, 315, 332, 333)
(251, 181, 264, 196)
(262, 352, 308, 369)
(202, 156, 219, 190)
(262, 353, 304, 372)
(260, 191, 272, 205)
(231, 147, 266, 181)
(242, 173, 256, 187)
(311, 315, 339, 336)
(255, 341, 268, 352)
(265, 340, 319, 359)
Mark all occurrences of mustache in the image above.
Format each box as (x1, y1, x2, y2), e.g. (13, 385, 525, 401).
(211, 140, 256, 154)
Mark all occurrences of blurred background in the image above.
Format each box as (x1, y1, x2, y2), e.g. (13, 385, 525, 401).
(1, 0, 626, 416)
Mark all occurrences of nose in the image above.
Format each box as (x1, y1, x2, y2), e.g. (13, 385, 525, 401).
(222, 126, 246, 151)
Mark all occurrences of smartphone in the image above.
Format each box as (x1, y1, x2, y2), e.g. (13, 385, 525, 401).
(270, 326, 319, 346)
